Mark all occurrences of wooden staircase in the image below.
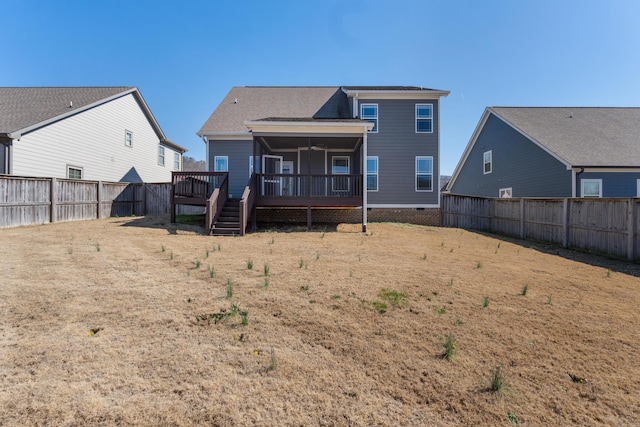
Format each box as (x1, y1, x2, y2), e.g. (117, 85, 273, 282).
(212, 198, 241, 236)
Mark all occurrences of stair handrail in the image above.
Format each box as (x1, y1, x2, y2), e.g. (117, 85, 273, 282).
(205, 173, 228, 235)
(238, 174, 256, 236)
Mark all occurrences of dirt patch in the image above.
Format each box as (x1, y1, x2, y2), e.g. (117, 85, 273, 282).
(0, 216, 639, 426)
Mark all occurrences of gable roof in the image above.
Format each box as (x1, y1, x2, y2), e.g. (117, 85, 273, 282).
(0, 87, 185, 152)
(489, 107, 640, 167)
(197, 85, 450, 137)
(198, 86, 350, 136)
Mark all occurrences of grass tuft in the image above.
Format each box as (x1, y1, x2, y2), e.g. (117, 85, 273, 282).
(226, 279, 233, 299)
(521, 284, 528, 296)
(247, 259, 253, 270)
(483, 296, 490, 308)
(264, 264, 270, 277)
(441, 333, 457, 360)
(490, 366, 504, 392)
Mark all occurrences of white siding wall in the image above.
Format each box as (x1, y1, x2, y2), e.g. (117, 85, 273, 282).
(12, 93, 181, 182)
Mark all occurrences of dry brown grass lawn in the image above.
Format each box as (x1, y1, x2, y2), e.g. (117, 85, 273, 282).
(1, 216, 639, 426)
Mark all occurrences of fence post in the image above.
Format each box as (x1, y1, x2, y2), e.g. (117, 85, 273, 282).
(627, 198, 635, 261)
(562, 198, 569, 248)
(142, 184, 147, 216)
(519, 198, 525, 239)
(50, 177, 57, 223)
(97, 181, 102, 219)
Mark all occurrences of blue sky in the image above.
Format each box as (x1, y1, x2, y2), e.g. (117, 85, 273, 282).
(2, 0, 640, 174)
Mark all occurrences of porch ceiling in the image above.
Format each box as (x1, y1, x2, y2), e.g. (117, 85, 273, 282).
(257, 135, 362, 151)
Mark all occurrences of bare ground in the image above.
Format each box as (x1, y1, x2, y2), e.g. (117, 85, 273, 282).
(0, 216, 639, 426)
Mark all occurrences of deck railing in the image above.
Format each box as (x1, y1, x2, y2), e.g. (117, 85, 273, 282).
(172, 172, 228, 201)
(255, 174, 362, 201)
(239, 174, 257, 236)
(205, 174, 228, 234)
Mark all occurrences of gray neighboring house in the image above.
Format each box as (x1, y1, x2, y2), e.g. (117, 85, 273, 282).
(447, 107, 640, 198)
(196, 85, 449, 230)
(0, 87, 186, 182)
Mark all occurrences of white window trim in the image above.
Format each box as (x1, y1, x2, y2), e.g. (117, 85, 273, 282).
(637, 179, 640, 197)
(67, 165, 83, 180)
(415, 103, 433, 133)
(415, 156, 434, 192)
(361, 103, 378, 133)
(332, 156, 350, 192)
(124, 130, 133, 147)
(158, 145, 165, 166)
(499, 187, 512, 198)
(173, 152, 181, 171)
(483, 150, 492, 174)
(214, 156, 229, 172)
(581, 179, 602, 197)
(367, 156, 379, 192)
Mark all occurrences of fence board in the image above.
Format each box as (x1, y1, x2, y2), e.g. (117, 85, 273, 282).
(443, 194, 639, 261)
(0, 176, 193, 229)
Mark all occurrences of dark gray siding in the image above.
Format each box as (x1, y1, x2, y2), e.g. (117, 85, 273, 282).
(366, 99, 440, 205)
(208, 139, 254, 197)
(449, 114, 572, 197)
(579, 172, 640, 197)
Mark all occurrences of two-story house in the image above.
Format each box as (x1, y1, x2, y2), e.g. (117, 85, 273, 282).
(447, 107, 640, 198)
(0, 87, 186, 182)
(186, 86, 449, 235)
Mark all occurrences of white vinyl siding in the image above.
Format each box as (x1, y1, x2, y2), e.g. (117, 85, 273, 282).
(581, 179, 602, 197)
(11, 93, 179, 182)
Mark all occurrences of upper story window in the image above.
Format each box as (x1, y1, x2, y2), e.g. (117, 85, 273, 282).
(173, 152, 181, 170)
(158, 145, 165, 166)
(416, 104, 433, 133)
(67, 165, 83, 180)
(214, 156, 228, 172)
(483, 150, 492, 174)
(416, 156, 433, 192)
(366, 156, 378, 191)
(125, 130, 133, 147)
(581, 179, 602, 197)
(361, 103, 378, 133)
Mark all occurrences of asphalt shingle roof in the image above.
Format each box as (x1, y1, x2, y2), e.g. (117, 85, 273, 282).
(198, 86, 352, 135)
(490, 107, 640, 167)
(0, 87, 134, 135)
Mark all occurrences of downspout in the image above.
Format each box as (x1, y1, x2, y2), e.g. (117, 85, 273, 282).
(574, 167, 584, 197)
(202, 136, 209, 171)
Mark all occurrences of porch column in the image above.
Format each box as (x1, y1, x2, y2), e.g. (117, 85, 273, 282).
(307, 137, 312, 230)
(252, 136, 257, 231)
(362, 132, 368, 233)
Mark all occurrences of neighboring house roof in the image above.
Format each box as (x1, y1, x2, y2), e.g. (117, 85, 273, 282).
(197, 85, 450, 137)
(489, 107, 640, 167)
(0, 86, 186, 152)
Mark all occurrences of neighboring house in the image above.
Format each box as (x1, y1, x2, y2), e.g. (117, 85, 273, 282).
(447, 107, 640, 198)
(0, 87, 186, 182)
(194, 85, 449, 233)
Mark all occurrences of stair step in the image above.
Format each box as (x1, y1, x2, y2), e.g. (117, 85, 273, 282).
(213, 228, 240, 236)
(216, 221, 240, 228)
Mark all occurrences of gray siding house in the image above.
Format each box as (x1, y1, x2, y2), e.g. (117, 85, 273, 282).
(0, 87, 186, 182)
(193, 86, 449, 233)
(447, 107, 640, 198)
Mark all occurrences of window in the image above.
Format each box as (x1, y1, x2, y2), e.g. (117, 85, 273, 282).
(249, 156, 261, 176)
(415, 156, 433, 191)
(581, 179, 602, 197)
(214, 156, 228, 172)
(416, 104, 433, 133)
(158, 145, 165, 166)
(361, 103, 378, 132)
(173, 152, 181, 170)
(483, 150, 492, 174)
(499, 187, 512, 198)
(332, 156, 349, 192)
(67, 166, 83, 180)
(366, 156, 378, 191)
(125, 130, 132, 147)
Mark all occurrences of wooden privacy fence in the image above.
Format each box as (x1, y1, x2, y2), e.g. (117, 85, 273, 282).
(442, 194, 640, 261)
(0, 175, 200, 229)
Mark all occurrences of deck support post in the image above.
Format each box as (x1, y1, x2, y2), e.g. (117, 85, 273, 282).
(362, 133, 368, 233)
